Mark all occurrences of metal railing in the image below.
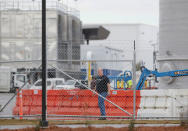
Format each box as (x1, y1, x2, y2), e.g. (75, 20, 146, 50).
(0, 0, 80, 18)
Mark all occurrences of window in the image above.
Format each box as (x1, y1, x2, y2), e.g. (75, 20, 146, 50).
(16, 75, 25, 83)
(56, 80, 63, 85)
(35, 80, 51, 86)
(65, 80, 76, 85)
(75, 82, 80, 86)
(35, 81, 42, 86)
(47, 81, 51, 86)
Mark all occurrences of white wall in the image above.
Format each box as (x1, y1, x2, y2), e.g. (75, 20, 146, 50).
(80, 45, 132, 71)
(138, 89, 188, 118)
(0, 10, 58, 62)
(88, 24, 158, 70)
(159, 0, 188, 89)
(136, 24, 159, 70)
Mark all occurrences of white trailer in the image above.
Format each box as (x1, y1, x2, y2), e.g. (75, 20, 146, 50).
(0, 67, 12, 92)
(0, 67, 27, 93)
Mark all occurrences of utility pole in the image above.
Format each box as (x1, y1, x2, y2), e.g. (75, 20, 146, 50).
(133, 40, 136, 120)
(40, 0, 48, 127)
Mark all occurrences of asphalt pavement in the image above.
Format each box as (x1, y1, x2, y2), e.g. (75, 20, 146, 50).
(0, 124, 181, 130)
(0, 93, 16, 116)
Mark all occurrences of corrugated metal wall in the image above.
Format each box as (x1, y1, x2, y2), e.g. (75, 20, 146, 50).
(0, 9, 82, 71)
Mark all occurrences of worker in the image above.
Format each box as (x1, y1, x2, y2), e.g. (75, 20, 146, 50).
(127, 79, 133, 89)
(144, 80, 148, 89)
(91, 76, 96, 90)
(117, 80, 120, 89)
(96, 68, 110, 120)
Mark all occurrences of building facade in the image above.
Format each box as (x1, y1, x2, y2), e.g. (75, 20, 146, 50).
(88, 24, 159, 70)
(0, 0, 83, 78)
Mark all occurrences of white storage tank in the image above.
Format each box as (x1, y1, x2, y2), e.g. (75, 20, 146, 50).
(159, 0, 188, 89)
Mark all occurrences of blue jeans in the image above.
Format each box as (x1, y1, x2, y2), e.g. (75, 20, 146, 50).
(98, 92, 107, 116)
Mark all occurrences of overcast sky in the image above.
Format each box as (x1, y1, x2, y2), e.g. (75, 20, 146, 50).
(66, 0, 159, 26)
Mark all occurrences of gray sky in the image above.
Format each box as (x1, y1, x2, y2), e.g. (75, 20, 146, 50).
(67, 0, 159, 26)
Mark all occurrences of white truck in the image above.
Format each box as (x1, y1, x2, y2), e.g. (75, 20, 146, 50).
(0, 67, 28, 93)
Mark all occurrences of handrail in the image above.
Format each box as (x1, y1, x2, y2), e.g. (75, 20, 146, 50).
(0, 0, 80, 18)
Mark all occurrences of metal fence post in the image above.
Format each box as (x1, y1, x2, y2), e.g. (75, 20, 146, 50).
(40, 0, 48, 127)
(133, 40, 136, 120)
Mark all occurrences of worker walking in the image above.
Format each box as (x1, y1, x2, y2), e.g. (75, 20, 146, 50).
(96, 68, 111, 120)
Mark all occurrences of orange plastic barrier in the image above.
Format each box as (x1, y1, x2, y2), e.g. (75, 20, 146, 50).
(13, 89, 141, 117)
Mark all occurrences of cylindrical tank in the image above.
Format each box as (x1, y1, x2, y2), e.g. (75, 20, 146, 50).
(159, 0, 188, 89)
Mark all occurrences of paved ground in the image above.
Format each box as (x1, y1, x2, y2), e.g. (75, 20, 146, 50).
(0, 124, 181, 130)
(0, 125, 35, 130)
(0, 93, 16, 116)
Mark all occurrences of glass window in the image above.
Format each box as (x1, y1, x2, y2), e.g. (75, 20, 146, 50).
(81, 80, 88, 85)
(35, 81, 42, 86)
(35, 80, 51, 86)
(75, 82, 80, 86)
(47, 81, 51, 86)
(56, 80, 63, 85)
(65, 80, 76, 85)
(16, 75, 25, 83)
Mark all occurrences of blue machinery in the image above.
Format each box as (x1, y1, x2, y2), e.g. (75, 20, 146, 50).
(110, 67, 188, 90)
(136, 67, 188, 90)
(109, 71, 132, 90)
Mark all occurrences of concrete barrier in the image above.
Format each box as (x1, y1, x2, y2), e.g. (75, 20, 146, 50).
(12, 89, 188, 119)
(138, 89, 188, 119)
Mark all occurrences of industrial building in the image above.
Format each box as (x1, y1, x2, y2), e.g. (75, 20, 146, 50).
(88, 24, 159, 70)
(0, 0, 187, 89)
(1, 0, 188, 122)
(0, 0, 83, 78)
(80, 45, 129, 79)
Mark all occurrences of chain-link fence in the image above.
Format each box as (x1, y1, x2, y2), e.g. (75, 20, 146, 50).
(0, 43, 188, 121)
(46, 59, 134, 120)
(0, 0, 188, 122)
(0, 43, 137, 120)
(0, 61, 42, 119)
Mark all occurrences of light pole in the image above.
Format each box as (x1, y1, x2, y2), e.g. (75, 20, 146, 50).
(40, 0, 48, 127)
(133, 40, 136, 120)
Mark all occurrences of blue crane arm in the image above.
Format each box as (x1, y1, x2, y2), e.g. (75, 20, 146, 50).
(153, 70, 188, 77)
(136, 67, 188, 90)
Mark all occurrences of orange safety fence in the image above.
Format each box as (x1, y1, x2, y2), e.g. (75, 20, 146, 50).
(13, 89, 141, 117)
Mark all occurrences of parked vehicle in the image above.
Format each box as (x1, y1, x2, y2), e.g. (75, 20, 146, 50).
(58, 80, 77, 90)
(31, 78, 65, 90)
(0, 67, 28, 93)
(57, 80, 88, 90)
(76, 80, 88, 90)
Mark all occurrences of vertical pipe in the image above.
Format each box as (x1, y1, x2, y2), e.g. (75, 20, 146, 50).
(115, 78, 116, 90)
(40, 0, 48, 127)
(133, 40, 136, 120)
(88, 61, 92, 87)
(88, 61, 91, 80)
(67, 8, 72, 70)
